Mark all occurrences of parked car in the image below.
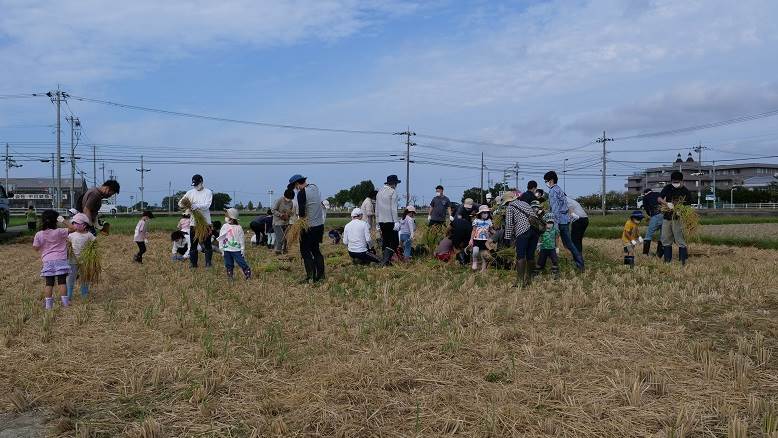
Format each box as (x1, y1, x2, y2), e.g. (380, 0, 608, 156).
(99, 200, 118, 215)
(0, 184, 14, 233)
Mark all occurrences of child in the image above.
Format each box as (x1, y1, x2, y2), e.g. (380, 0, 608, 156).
(133, 211, 154, 263)
(177, 213, 191, 248)
(434, 232, 454, 262)
(622, 210, 645, 268)
(535, 213, 560, 278)
(470, 205, 494, 271)
(328, 228, 343, 245)
(170, 230, 189, 261)
(26, 205, 37, 231)
(33, 210, 76, 309)
(217, 208, 252, 280)
(399, 206, 417, 259)
(209, 220, 223, 255)
(66, 213, 95, 299)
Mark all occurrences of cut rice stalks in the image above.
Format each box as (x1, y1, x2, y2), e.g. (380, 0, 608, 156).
(660, 198, 701, 242)
(78, 239, 102, 284)
(421, 224, 447, 257)
(285, 217, 309, 249)
(179, 197, 210, 243)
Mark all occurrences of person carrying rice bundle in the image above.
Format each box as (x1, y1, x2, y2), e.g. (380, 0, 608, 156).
(289, 174, 325, 283)
(66, 213, 95, 299)
(77, 179, 120, 235)
(658, 170, 692, 265)
(178, 174, 214, 269)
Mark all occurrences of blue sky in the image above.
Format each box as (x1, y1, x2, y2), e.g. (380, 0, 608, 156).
(1, 0, 777, 207)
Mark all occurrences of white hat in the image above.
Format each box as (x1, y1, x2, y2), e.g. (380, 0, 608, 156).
(463, 198, 474, 208)
(351, 207, 363, 217)
(478, 205, 491, 213)
(226, 208, 239, 220)
(406, 205, 417, 213)
(322, 200, 331, 209)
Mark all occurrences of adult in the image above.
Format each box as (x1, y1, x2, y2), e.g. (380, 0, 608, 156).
(503, 191, 540, 287)
(376, 175, 401, 266)
(360, 190, 378, 229)
(261, 209, 274, 248)
(658, 171, 692, 265)
(519, 180, 539, 204)
(343, 208, 381, 265)
(289, 174, 325, 282)
(456, 198, 478, 220)
(179, 174, 213, 268)
(249, 213, 268, 246)
(271, 189, 295, 254)
(429, 185, 451, 226)
(566, 196, 589, 255)
(450, 215, 473, 265)
(544, 171, 585, 272)
(641, 188, 663, 257)
(77, 179, 121, 234)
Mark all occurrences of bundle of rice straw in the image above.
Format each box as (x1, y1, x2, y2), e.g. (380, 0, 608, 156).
(179, 197, 210, 243)
(421, 224, 446, 256)
(78, 240, 102, 284)
(660, 198, 701, 242)
(285, 216, 309, 248)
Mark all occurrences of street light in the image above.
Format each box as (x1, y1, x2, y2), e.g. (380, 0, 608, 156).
(730, 185, 739, 208)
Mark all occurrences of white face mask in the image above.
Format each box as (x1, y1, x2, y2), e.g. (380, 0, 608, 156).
(672, 182, 681, 188)
(436, 191, 443, 196)
(545, 181, 553, 188)
(480, 213, 489, 219)
(224, 217, 229, 224)
(195, 183, 204, 191)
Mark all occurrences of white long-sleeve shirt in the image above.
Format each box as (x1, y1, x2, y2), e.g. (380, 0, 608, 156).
(376, 185, 398, 224)
(171, 238, 189, 256)
(179, 187, 213, 226)
(342, 218, 372, 253)
(217, 223, 245, 252)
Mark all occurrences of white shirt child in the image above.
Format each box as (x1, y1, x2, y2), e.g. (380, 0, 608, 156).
(217, 223, 245, 253)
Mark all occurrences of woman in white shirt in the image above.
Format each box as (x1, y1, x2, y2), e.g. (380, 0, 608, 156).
(343, 208, 381, 265)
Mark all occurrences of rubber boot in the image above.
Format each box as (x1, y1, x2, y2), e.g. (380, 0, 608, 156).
(60, 295, 70, 307)
(628, 256, 635, 268)
(44, 297, 54, 310)
(663, 246, 672, 263)
(226, 268, 234, 280)
(623, 255, 631, 266)
(551, 265, 560, 280)
(527, 259, 537, 281)
(381, 248, 394, 267)
(471, 246, 480, 270)
(679, 247, 688, 266)
(513, 259, 526, 287)
(80, 284, 89, 298)
(656, 241, 664, 258)
(642, 240, 651, 255)
(243, 267, 252, 280)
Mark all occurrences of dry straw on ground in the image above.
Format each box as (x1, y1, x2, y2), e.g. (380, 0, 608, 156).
(1, 233, 778, 436)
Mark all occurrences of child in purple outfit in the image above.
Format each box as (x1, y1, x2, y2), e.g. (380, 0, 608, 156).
(33, 210, 77, 309)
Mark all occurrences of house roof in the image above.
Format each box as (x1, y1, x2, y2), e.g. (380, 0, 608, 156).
(4, 177, 87, 189)
(741, 175, 778, 188)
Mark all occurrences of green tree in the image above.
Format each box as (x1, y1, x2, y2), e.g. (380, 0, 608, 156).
(161, 191, 187, 211)
(332, 189, 351, 207)
(348, 180, 376, 205)
(247, 200, 254, 211)
(211, 192, 232, 211)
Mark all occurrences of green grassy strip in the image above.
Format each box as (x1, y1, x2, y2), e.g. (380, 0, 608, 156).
(584, 226, 778, 250)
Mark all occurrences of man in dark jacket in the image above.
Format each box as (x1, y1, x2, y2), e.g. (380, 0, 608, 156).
(519, 180, 538, 204)
(641, 188, 663, 257)
(658, 171, 693, 265)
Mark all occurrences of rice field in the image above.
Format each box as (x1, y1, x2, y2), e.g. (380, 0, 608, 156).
(1, 232, 778, 437)
(701, 223, 778, 240)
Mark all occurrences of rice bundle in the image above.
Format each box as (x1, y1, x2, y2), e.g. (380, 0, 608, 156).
(78, 240, 102, 284)
(285, 217, 309, 248)
(179, 197, 210, 243)
(660, 198, 701, 242)
(421, 224, 446, 256)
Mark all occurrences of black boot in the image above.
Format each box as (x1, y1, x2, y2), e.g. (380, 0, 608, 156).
(623, 255, 631, 266)
(679, 247, 688, 266)
(513, 259, 526, 287)
(551, 265, 560, 279)
(380, 248, 394, 267)
(526, 259, 536, 284)
(642, 240, 651, 255)
(628, 256, 635, 268)
(656, 242, 664, 258)
(663, 246, 672, 263)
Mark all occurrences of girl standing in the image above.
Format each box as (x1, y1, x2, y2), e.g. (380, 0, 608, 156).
(33, 210, 76, 309)
(399, 206, 416, 259)
(470, 205, 494, 271)
(133, 211, 154, 263)
(66, 213, 95, 299)
(218, 208, 252, 280)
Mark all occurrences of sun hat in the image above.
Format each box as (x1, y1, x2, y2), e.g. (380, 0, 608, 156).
(226, 208, 239, 220)
(630, 210, 645, 219)
(478, 205, 491, 213)
(351, 207, 363, 217)
(463, 198, 474, 208)
(288, 174, 306, 185)
(530, 200, 542, 209)
(406, 205, 417, 213)
(385, 175, 402, 185)
(500, 192, 517, 205)
(543, 212, 555, 223)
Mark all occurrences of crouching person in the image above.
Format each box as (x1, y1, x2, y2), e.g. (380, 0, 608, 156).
(171, 230, 189, 261)
(218, 208, 252, 280)
(343, 208, 380, 265)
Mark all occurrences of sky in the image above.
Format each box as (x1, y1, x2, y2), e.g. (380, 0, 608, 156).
(1, 0, 778, 207)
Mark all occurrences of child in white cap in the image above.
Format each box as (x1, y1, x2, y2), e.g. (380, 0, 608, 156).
(470, 205, 494, 271)
(217, 208, 252, 280)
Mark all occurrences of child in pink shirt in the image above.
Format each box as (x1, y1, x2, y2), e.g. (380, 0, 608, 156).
(133, 211, 154, 263)
(32, 210, 77, 309)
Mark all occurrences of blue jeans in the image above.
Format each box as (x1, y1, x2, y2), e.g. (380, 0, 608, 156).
(66, 261, 89, 299)
(558, 223, 585, 271)
(645, 213, 663, 241)
(400, 233, 412, 258)
(223, 251, 250, 277)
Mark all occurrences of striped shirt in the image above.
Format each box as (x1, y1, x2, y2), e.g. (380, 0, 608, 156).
(504, 200, 536, 240)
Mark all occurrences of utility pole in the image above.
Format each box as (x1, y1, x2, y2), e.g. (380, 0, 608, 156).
(100, 162, 105, 184)
(596, 131, 613, 215)
(66, 116, 80, 209)
(514, 162, 519, 190)
(47, 89, 67, 211)
(480, 152, 485, 203)
(267, 189, 273, 209)
(5, 143, 23, 191)
(135, 155, 150, 210)
(108, 169, 116, 206)
(92, 143, 97, 186)
(712, 160, 717, 209)
(394, 129, 416, 207)
(168, 181, 172, 213)
(692, 143, 707, 207)
(563, 158, 569, 192)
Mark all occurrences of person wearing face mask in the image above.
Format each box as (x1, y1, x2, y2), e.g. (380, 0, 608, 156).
(428, 185, 451, 226)
(376, 175, 401, 266)
(469, 205, 494, 272)
(179, 174, 213, 268)
(658, 171, 692, 265)
(289, 174, 325, 283)
(543, 171, 585, 273)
